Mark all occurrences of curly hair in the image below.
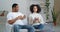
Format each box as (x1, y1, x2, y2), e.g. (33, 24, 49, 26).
(30, 4, 41, 13)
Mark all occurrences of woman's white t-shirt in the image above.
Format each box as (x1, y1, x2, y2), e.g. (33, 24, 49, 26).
(29, 13, 45, 25)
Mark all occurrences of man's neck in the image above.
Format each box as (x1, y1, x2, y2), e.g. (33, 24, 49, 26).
(12, 10, 18, 12)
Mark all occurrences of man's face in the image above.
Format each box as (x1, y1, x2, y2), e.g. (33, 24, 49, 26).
(13, 5, 19, 12)
(15, 5, 19, 12)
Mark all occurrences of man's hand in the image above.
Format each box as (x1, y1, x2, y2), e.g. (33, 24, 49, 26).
(17, 16, 24, 20)
(23, 15, 26, 19)
(17, 15, 26, 20)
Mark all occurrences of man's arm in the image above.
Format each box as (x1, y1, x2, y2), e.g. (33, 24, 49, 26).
(8, 17, 18, 24)
(8, 16, 24, 24)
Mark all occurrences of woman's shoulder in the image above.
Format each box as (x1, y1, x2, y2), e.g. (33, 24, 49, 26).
(29, 13, 32, 16)
(36, 13, 41, 15)
(37, 13, 43, 17)
(29, 13, 34, 17)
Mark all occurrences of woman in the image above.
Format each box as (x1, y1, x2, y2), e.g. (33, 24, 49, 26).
(28, 4, 45, 31)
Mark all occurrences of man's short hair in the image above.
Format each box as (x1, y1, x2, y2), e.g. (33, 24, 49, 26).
(12, 3, 18, 8)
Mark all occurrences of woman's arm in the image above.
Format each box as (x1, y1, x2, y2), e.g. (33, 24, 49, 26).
(40, 15, 45, 24)
(28, 16, 33, 25)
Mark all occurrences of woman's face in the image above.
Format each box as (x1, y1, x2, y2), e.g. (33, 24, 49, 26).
(33, 6, 38, 12)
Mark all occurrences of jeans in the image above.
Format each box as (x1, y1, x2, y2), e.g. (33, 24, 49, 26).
(33, 24, 44, 31)
(13, 24, 35, 32)
(33, 24, 54, 32)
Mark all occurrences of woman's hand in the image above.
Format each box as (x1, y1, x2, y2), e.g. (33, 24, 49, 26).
(33, 17, 40, 23)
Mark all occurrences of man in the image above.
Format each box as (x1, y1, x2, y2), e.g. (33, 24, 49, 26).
(7, 3, 35, 32)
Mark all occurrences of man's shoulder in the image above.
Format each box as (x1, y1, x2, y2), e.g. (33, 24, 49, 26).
(8, 12, 12, 14)
(7, 12, 13, 16)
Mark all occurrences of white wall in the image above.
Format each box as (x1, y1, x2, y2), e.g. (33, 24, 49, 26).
(0, 0, 11, 11)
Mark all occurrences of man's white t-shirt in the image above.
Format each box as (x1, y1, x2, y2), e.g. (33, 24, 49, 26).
(7, 12, 25, 25)
(29, 13, 45, 25)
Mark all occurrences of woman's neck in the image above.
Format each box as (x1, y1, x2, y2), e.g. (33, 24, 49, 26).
(33, 12, 37, 13)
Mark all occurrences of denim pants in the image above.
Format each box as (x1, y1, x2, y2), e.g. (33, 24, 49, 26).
(13, 24, 35, 32)
(33, 24, 44, 31)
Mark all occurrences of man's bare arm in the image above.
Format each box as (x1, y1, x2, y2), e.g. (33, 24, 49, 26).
(8, 17, 18, 24)
(8, 16, 23, 24)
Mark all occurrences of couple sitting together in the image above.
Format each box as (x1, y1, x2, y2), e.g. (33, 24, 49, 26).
(7, 3, 46, 32)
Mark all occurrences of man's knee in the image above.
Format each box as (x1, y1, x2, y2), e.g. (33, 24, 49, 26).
(13, 25, 19, 28)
